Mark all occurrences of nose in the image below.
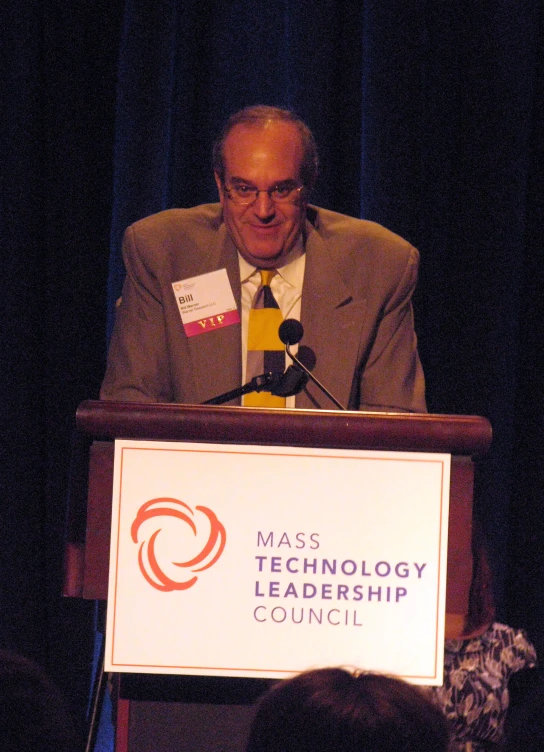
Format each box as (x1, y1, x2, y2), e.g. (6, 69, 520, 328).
(252, 190, 276, 220)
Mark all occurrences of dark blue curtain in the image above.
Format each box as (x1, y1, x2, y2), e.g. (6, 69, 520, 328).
(0, 0, 123, 741)
(107, 0, 544, 615)
(108, 0, 366, 309)
(1, 0, 543, 740)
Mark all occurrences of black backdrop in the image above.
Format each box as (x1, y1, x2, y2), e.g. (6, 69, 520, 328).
(1, 0, 543, 739)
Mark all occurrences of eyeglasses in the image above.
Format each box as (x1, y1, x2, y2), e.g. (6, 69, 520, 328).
(223, 182, 304, 205)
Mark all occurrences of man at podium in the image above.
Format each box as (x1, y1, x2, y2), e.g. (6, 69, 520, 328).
(100, 105, 426, 412)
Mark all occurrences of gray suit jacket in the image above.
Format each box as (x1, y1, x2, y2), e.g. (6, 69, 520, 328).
(100, 203, 426, 412)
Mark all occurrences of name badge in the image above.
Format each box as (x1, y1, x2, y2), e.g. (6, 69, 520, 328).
(172, 269, 240, 337)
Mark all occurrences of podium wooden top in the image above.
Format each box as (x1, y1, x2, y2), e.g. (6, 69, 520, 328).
(76, 401, 492, 456)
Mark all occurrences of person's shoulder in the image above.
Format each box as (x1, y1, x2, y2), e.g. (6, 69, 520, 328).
(121, 204, 224, 269)
(307, 205, 419, 278)
(308, 205, 417, 255)
(487, 623, 538, 658)
(127, 203, 223, 239)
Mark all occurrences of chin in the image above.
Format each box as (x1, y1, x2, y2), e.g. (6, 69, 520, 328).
(245, 249, 285, 266)
(253, 257, 283, 269)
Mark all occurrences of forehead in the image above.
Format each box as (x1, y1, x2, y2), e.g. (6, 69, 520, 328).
(222, 121, 304, 181)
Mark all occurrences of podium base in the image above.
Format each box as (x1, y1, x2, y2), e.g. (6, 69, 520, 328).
(114, 675, 272, 752)
(118, 701, 256, 752)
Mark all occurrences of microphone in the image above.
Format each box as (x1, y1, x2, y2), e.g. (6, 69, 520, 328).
(278, 319, 346, 410)
(270, 365, 308, 397)
(278, 319, 304, 347)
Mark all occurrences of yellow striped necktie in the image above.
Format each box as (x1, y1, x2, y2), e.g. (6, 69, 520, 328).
(244, 269, 285, 407)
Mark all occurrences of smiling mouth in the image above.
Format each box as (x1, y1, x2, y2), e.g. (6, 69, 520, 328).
(248, 223, 282, 231)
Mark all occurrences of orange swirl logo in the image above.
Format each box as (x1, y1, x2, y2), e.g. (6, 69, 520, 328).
(131, 497, 226, 592)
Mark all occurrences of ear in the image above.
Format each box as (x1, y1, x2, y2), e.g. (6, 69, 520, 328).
(214, 172, 224, 204)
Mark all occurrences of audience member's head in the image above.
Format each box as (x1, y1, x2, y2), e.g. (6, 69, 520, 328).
(0, 649, 75, 752)
(246, 667, 449, 752)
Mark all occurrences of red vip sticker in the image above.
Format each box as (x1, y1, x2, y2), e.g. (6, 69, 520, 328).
(182, 310, 240, 337)
(131, 497, 226, 592)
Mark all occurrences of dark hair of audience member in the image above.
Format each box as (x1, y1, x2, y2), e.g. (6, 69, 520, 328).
(245, 667, 449, 752)
(0, 649, 76, 752)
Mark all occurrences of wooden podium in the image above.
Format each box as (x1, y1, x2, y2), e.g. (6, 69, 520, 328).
(66, 401, 491, 752)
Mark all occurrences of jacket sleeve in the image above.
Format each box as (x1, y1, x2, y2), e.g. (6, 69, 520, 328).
(356, 246, 426, 413)
(100, 225, 174, 402)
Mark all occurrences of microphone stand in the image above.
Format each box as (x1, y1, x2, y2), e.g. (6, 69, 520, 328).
(202, 318, 344, 409)
(202, 372, 280, 405)
(203, 366, 309, 406)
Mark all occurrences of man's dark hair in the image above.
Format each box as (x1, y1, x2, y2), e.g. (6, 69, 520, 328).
(246, 668, 449, 752)
(213, 105, 319, 191)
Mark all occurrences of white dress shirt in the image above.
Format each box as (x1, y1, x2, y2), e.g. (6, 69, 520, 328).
(239, 245, 306, 408)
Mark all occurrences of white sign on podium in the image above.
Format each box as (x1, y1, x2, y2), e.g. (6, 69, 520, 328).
(105, 440, 450, 685)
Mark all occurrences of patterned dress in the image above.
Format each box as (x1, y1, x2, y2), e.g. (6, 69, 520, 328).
(428, 623, 537, 751)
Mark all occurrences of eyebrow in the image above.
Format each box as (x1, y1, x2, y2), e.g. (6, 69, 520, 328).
(229, 177, 256, 186)
(229, 177, 298, 187)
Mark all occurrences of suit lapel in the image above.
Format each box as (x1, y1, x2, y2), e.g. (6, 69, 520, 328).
(297, 221, 367, 410)
(185, 224, 243, 404)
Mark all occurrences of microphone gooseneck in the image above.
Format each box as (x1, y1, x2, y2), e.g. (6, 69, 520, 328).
(279, 319, 346, 410)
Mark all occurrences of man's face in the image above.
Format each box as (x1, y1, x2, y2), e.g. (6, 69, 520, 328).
(215, 121, 307, 268)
